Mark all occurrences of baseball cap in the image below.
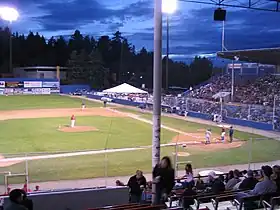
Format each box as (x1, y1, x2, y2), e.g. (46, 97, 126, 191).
(208, 171, 217, 179)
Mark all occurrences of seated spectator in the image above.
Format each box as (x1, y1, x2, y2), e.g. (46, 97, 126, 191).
(238, 170, 258, 190)
(225, 170, 234, 183)
(207, 171, 225, 194)
(180, 164, 194, 188)
(127, 170, 147, 203)
(218, 174, 225, 183)
(195, 174, 205, 191)
(20, 190, 33, 210)
(116, 180, 125, 186)
(33, 186, 40, 192)
(181, 182, 197, 209)
(237, 165, 277, 198)
(241, 170, 248, 180)
(5, 189, 27, 210)
(272, 165, 280, 192)
(225, 169, 241, 190)
(250, 166, 277, 195)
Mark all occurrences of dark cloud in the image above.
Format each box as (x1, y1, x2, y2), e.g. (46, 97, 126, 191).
(130, 6, 280, 55)
(31, 0, 152, 31)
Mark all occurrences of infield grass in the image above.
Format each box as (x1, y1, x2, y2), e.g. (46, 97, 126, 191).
(0, 116, 175, 153)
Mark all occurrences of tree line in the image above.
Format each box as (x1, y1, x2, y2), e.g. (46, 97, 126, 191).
(0, 27, 214, 89)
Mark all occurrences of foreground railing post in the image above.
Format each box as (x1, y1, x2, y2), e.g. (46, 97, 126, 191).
(151, 0, 163, 205)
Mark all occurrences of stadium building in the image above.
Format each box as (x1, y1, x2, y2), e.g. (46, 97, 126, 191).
(13, 66, 67, 80)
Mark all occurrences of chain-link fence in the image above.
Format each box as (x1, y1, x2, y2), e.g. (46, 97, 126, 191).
(0, 144, 178, 195)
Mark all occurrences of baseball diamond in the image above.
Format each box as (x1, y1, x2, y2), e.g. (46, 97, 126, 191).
(0, 95, 279, 194)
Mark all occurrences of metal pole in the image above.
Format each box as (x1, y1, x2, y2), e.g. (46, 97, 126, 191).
(174, 141, 179, 177)
(273, 95, 276, 130)
(231, 60, 234, 101)
(152, 0, 162, 205)
(222, 21, 225, 51)
(166, 15, 169, 90)
(248, 137, 253, 170)
(248, 105, 251, 120)
(9, 23, 13, 73)
(25, 158, 29, 192)
(220, 97, 223, 120)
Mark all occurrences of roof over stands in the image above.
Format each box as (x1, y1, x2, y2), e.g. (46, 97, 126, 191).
(217, 47, 280, 65)
(103, 83, 148, 94)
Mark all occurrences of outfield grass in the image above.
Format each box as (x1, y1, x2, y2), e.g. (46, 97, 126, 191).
(0, 95, 101, 110)
(0, 116, 175, 153)
(1, 137, 280, 183)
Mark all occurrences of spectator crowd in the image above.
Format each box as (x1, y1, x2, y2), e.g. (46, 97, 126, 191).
(117, 156, 280, 209)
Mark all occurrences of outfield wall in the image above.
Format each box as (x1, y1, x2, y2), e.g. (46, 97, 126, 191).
(60, 84, 91, 94)
(0, 78, 60, 95)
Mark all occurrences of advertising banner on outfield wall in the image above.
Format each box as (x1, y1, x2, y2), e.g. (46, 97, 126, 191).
(24, 81, 42, 88)
(42, 81, 60, 88)
(50, 88, 60, 93)
(0, 89, 4, 95)
(0, 81, 5, 88)
(41, 88, 51, 95)
(5, 81, 24, 88)
(13, 89, 24, 95)
(23, 89, 33, 95)
(4, 89, 14, 95)
(31, 88, 43, 94)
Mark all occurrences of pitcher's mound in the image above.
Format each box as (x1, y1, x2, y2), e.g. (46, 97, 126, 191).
(172, 152, 190, 157)
(58, 126, 98, 133)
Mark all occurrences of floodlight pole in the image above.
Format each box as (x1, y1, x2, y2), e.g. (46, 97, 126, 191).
(220, 97, 223, 120)
(152, 0, 163, 205)
(273, 95, 276, 130)
(231, 60, 234, 101)
(8, 22, 13, 73)
(166, 15, 170, 90)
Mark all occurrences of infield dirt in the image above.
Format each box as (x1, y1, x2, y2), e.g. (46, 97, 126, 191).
(0, 108, 125, 120)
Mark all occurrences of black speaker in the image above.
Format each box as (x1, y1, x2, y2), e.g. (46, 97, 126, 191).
(214, 8, 226, 21)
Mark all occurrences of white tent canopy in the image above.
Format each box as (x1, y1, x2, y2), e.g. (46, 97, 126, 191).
(103, 83, 148, 94)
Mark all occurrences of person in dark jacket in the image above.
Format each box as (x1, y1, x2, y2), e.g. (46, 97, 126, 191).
(182, 183, 197, 209)
(20, 190, 33, 210)
(239, 170, 258, 190)
(207, 171, 225, 194)
(5, 189, 27, 210)
(127, 170, 147, 203)
(153, 156, 175, 204)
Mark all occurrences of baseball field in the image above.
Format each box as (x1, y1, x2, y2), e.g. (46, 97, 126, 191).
(0, 95, 280, 185)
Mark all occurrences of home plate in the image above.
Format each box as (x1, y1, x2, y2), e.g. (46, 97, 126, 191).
(172, 152, 190, 157)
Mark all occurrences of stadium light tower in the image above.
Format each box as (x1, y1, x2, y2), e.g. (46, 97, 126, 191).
(162, 0, 177, 90)
(0, 7, 19, 73)
(231, 56, 239, 101)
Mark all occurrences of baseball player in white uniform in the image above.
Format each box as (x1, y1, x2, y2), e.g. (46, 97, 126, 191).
(205, 128, 212, 144)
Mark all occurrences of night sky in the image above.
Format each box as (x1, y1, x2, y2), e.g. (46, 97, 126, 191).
(1, 0, 280, 59)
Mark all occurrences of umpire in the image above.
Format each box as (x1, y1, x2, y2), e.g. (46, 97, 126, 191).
(229, 126, 234, 143)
